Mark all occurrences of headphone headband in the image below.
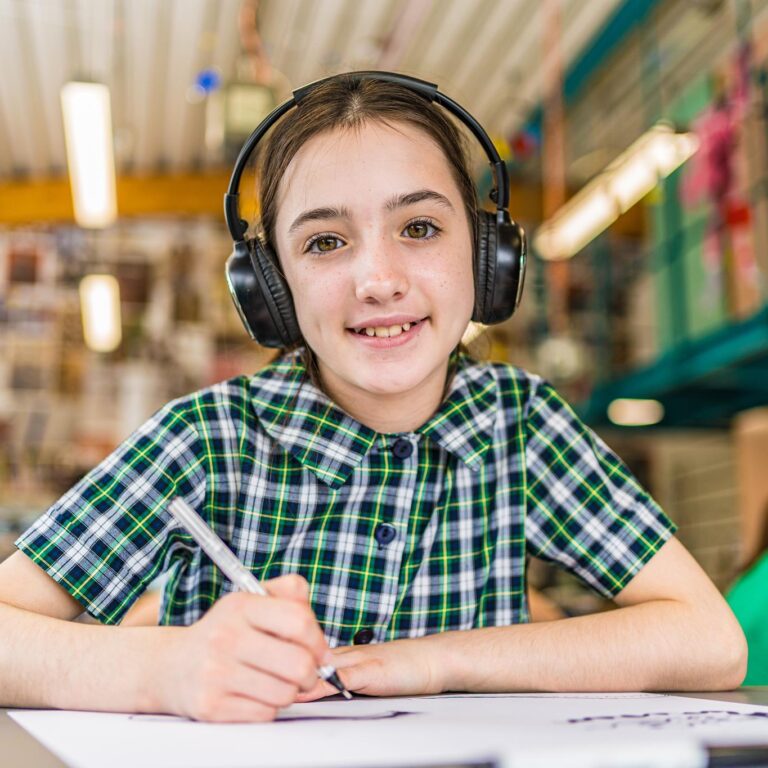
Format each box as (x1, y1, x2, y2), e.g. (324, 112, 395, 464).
(224, 70, 509, 242)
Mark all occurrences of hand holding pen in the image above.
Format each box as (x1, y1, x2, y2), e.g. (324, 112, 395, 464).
(164, 497, 351, 722)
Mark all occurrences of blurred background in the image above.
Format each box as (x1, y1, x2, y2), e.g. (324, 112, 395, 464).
(1, 0, 768, 617)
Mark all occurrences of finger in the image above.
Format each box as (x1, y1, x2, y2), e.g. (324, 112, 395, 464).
(196, 695, 278, 724)
(225, 663, 300, 709)
(324, 660, 374, 695)
(295, 678, 338, 702)
(231, 631, 319, 691)
(239, 595, 330, 663)
(263, 573, 310, 603)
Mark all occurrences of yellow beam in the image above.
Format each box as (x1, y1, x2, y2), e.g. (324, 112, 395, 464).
(0, 172, 260, 226)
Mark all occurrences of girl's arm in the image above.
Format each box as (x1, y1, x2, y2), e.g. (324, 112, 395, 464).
(0, 551, 331, 721)
(302, 537, 747, 698)
(121, 590, 163, 626)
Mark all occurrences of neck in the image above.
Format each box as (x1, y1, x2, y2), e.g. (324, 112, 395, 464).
(317, 360, 451, 434)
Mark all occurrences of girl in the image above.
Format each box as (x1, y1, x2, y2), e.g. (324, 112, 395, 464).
(0, 73, 746, 723)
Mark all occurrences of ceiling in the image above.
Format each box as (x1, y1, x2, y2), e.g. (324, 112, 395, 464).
(0, 0, 624, 180)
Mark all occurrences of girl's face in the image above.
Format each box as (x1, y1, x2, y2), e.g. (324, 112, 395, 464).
(273, 120, 474, 420)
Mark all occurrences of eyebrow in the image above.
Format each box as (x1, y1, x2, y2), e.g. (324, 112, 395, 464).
(288, 206, 352, 235)
(287, 189, 455, 235)
(385, 189, 455, 212)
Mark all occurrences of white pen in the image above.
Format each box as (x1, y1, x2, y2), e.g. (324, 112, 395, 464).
(167, 497, 352, 700)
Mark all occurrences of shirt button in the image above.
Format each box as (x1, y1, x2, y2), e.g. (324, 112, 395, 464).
(353, 628, 374, 645)
(374, 523, 397, 547)
(391, 437, 413, 459)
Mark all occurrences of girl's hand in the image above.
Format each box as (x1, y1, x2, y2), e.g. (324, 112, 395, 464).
(160, 574, 331, 722)
(298, 636, 445, 701)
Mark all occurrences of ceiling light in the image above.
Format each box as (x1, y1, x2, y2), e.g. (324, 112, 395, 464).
(535, 189, 617, 264)
(534, 123, 699, 261)
(79, 274, 122, 352)
(607, 398, 664, 426)
(60, 82, 118, 228)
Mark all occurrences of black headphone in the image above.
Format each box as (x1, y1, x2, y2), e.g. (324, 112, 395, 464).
(224, 71, 527, 349)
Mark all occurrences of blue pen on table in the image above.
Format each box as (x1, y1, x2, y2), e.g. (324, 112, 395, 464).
(167, 497, 352, 700)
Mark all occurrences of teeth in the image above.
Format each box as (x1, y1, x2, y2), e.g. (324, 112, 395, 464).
(356, 321, 418, 337)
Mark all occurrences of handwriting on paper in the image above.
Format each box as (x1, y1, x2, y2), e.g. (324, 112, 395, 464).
(567, 709, 768, 731)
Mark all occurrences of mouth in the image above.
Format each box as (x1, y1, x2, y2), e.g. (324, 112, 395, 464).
(347, 317, 428, 339)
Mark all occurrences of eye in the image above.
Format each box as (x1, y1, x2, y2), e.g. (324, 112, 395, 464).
(305, 234, 345, 254)
(403, 218, 441, 240)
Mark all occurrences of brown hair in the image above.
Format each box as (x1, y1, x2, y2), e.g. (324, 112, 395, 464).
(253, 74, 479, 386)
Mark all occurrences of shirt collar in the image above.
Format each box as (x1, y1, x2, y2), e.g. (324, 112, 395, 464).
(250, 350, 498, 488)
(418, 353, 498, 471)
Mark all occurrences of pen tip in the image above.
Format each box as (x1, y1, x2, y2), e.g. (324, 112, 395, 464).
(342, 690, 353, 700)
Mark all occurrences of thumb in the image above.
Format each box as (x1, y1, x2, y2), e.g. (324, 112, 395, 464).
(263, 573, 310, 603)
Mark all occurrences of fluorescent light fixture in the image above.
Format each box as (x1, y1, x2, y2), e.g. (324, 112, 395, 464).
(534, 123, 699, 261)
(535, 189, 616, 264)
(607, 398, 664, 427)
(80, 274, 122, 352)
(61, 81, 117, 228)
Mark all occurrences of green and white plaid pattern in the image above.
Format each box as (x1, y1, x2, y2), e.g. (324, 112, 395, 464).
(16, 351, 675, 645)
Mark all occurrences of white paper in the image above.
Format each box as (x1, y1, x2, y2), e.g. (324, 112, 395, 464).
(10, 693, 768, 768)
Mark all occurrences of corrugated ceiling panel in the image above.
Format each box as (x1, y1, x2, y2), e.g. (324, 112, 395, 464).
(269, 0, 311, 85)
(74, 0, 113, 82)
(122, 0, 159, 170)
(468, 0, 544, 127)
(202, 0, 242, 168)
(25, 0, 69, 174)
(449, 1, 526, 107)
(423, 0, 500, 89)
(291, 0, 344, 85)
(0, 0, 706, 181)
(327, 0, 378, 73)
(342, 0, 401, 72)
(375, 0, 434, 73)
(0, 1, 43, 175)
(492, 0, 624, 137)
(161, 0, 209, 170)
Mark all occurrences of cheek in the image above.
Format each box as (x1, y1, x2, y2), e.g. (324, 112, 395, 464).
(288, 265, 346, 326)
(439, 253, 475, 304)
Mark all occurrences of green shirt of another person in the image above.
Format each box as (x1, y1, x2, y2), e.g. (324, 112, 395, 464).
(727, 551, 768, 685)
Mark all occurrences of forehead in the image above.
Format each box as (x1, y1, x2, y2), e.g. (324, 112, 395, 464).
(276, 120, 460, 215)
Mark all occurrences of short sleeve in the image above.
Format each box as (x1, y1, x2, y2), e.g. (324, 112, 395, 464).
(15, 402, 207, 624)
(524, 377, 676, 597)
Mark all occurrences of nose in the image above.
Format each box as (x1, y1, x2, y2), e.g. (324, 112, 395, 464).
(353, 239, 409, 304)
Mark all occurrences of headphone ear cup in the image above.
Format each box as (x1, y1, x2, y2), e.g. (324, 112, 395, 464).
(249, 239, 302, 348)
(472, 210, 527, 325)
(225, 240, 263, 342)
(472, 210, 496, 324)
(225, 238, 301, 348)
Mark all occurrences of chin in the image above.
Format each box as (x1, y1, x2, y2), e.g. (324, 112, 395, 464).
(350, 363, 437, 396)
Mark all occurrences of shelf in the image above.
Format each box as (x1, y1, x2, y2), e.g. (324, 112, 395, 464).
(576, 305, 768, 428)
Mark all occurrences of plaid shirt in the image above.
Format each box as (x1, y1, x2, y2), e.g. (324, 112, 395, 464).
(16, 351, 675, 646)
